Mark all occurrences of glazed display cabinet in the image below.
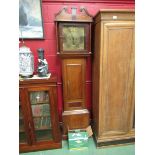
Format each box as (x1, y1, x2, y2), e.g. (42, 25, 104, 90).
(19, 76, 61, 152)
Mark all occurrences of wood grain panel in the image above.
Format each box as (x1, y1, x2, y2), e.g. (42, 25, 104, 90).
(62, 109, 89, 134)
(66, 64, 83, 99)
(62, 59, 86, 110)
(99, 22, 134, 136)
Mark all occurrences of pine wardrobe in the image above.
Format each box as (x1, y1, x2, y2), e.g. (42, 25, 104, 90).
(92, 9, 135, 147)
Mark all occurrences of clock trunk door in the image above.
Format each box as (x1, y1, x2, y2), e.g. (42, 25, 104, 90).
(62, 58, 86, 111)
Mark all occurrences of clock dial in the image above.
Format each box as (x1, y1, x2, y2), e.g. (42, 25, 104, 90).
(62, 26, 85, 51)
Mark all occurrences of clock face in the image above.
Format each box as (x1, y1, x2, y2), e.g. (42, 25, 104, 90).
(62, 26, 85, 51)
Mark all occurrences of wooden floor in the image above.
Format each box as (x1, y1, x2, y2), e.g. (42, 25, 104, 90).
(20, 138, 135, 155)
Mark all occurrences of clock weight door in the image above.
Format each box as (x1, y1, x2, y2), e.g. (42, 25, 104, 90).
(61, 58, 89, 135)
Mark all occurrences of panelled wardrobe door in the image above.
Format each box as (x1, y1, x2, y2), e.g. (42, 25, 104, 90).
(92, 10, 135, 147)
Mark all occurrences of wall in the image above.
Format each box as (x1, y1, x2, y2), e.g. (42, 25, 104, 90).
(19, 0, 135, 121)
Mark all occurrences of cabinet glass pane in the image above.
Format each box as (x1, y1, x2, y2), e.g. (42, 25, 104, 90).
(20, 132, 27, 143)
(19, 103, 27, 144)
(30, 91, 49, 104)
(35, 130, 52, 141)
(30, 91, 53, 141)
(32, 104, 50, 116)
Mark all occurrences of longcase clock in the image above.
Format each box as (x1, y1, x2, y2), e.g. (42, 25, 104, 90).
(55, 6, 93, 137)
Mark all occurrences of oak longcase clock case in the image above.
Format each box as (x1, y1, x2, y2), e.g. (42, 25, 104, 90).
(55, 6, 93, 136)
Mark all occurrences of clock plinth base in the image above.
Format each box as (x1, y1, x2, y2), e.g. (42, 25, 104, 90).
(62, 109, 90, 135)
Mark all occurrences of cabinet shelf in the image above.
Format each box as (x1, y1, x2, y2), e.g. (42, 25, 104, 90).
(35, 127, 51, 131)
(33, 115, 50, 118)
(20, 129, 25, 132)
(31, 101, 49, 105)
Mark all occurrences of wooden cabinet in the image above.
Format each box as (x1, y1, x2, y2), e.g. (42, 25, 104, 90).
(19, 76, 61, 152)
(92, 10, 135, 147)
